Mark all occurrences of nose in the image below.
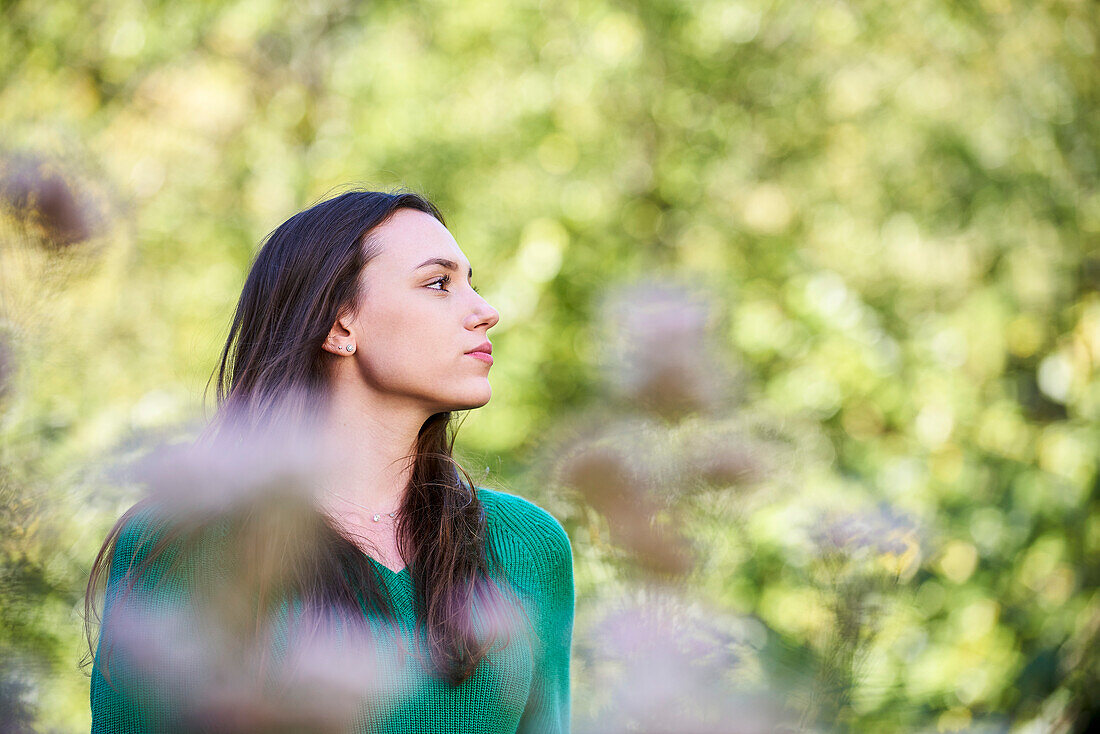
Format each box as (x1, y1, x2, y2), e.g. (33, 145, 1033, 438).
(466, 294, 499, 331)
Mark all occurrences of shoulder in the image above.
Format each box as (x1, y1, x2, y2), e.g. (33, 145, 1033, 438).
(107, 502, 175, 579)
(475, 487, 572, 571)
(477, 486, 570, 546)
(475, 488, 575, 640)
(105, 500, 222, 590)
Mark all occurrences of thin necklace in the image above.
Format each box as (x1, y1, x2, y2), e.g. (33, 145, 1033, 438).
(328, 492, 399, 523)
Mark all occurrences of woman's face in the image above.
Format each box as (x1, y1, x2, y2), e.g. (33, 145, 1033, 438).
(338, 208, 500, 414)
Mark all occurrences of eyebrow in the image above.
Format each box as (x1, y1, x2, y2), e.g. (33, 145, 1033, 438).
(415, 257, 473, 280)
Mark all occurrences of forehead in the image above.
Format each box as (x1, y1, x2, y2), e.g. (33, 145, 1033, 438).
(370, 208, 467, 268)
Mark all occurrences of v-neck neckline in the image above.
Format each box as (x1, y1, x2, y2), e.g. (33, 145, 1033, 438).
(368, 555, 409, 578)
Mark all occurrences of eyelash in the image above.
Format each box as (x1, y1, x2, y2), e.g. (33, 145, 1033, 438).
(428, 274, 481, 294)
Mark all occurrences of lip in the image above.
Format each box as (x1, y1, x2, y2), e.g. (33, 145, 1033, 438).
(465, 341, 492, 355)
(465, 341, 493, 365)
(466, 341, 492, 356)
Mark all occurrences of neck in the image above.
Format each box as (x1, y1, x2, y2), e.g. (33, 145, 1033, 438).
(315, 384, 427, 514)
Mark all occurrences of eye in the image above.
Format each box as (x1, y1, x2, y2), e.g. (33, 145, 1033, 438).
(427, 275, 451, 291)
(427, 274, 481, 295)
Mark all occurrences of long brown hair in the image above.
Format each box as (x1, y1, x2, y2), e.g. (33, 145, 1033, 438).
(84, 189, 511, 688)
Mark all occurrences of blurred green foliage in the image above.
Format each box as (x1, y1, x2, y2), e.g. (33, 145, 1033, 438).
(0, 0, 1097, 730)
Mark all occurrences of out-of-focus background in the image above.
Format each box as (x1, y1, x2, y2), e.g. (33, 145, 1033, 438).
(1, 0, 1097, 731)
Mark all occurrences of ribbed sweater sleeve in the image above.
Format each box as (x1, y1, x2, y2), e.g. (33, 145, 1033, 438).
(90, 507, 183, 733)
(482, 490, 576, 734)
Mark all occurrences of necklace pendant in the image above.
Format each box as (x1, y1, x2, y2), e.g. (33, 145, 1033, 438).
(372, 513, 382, 522)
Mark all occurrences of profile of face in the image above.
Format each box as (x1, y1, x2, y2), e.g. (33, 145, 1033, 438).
(323, 208, 500, 415)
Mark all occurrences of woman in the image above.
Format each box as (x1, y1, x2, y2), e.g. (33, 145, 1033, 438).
(84, 190, 575, 733)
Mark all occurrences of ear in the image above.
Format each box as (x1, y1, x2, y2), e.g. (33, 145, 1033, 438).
(321, 313, 357, 356)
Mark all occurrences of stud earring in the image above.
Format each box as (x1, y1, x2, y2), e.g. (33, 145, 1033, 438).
(346, 344, 354, 352)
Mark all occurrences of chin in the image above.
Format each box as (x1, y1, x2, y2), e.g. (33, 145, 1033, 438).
(449, 385, 492, 411)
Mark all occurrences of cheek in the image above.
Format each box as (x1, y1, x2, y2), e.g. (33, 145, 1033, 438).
(357, 305, 444, 371)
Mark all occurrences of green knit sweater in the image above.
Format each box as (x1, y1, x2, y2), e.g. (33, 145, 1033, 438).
(89, 487, 574, 733)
